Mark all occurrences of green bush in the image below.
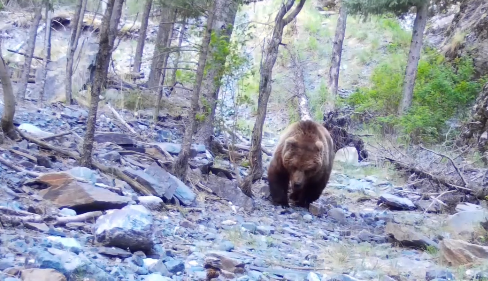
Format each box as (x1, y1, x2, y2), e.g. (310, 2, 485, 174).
(346, 48, 486, 143)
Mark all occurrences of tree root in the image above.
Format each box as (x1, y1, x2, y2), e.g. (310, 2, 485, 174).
(384, 156, 473, 194)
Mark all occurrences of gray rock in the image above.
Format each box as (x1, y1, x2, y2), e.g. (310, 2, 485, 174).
(164, 259, 185, 274)
(59, 208, 77, 217)
(46, 236, 82, 252)
(154, 142, 205, 157)
(67, 167, 99, 184)
(241, 222, 257, 232)
(328, 208, 346, 223)
(219, 241, 235, 252)
(138, 196, 164, 211)
(379, 193, 416, 210)
(94, 132, 134, 146)
(124, 166, 173, 200)
(100, 151, 121, 162)
(303, 214, 313, 222)
(144, 258, 170, 276)
(93, 205, 154, 252)
(307, 272, 322, 281)
(97, 247, 132, 258)
(426, 269, 455, 280)
(143, 162, 196, 205)
(357, 230, 388, 243)
(385, 222, 438, 249)
(256, 225, 275, 235)
(206, 174, 254, 211)
(446, 210, 488, 235)
(33, 248, 115, 280)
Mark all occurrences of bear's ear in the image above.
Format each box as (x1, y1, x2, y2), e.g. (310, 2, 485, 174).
(285, 137, 298, 149)
(315, 140, 324, 152)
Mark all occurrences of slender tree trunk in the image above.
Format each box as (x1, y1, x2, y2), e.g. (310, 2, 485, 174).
(147, 5, 174, 91)
(79, 0, 124, 167)
(65, 0, 87, 105)
(326, 3, 347, 113)
(398, 0, 428, 115)
(17, 6, 42, 100)
(132, 0, 152, 75)
(153, 8, 178, 122)
(285, 45, 311, 121)
(194, 0, 239, 148)
(39, 0, 52, 107)
(244, 0, 306, 194)
(0, 44, 18, 141)
(172, 1, 217, 181)
(169, 17, 187, 86)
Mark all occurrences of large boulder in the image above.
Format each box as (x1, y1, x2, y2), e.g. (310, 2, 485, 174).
(37, 172, 130, 213)
(440, 238, 488, 266)
(93, 205, 154, 252)
(435, 0, 488, 76)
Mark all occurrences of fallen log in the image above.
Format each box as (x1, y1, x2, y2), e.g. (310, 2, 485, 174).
(55, 211, 102, 225)
(0, 156, 42, 177)
(107, 103, 137, 134)
(384, 156, 473, 194)
(16, 127, 155, 196)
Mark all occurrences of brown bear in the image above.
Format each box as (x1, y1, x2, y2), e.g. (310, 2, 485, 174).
(267, 120, 335, 208)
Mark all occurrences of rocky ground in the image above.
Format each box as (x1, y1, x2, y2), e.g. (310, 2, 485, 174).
(1, 96, 488, 281)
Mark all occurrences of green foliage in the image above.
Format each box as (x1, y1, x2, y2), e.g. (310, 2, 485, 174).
(346, 49, 486, 143)
(344, 0, 428, 17)
(310, 81, 328, 121)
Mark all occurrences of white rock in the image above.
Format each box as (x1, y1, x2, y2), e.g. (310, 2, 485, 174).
(18, 123, 54, 138)
(334, 146, 359, 165)
(138, 196, 164, 211)
(94, 205, 154, 252)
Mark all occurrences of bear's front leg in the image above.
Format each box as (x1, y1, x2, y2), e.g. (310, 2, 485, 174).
(268, 167, 290, 207)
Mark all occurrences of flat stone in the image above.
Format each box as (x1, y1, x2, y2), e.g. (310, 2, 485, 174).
(123, 167, 170, 199)
(440, 238, 488, 266)
(94, 132, 135, 146)
(357, 230, 388, 243)
(97, 247, 132, 258)
(40, 179, 130, 213)
(24, 222, 49, 232)
(379, 193, 416, 210)
(20, 268, 66, 281)
(138, 196, 164, 211)
(99, 151, 121, 162)
(385, 222, 438, 249)
(205, 174, 254, 211)
(204, 251, 245, 274)
(309, 201, 327, 216)
(18, 123, 54, 138)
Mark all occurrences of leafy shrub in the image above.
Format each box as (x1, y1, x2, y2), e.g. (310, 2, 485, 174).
(346, 48, 486, 143)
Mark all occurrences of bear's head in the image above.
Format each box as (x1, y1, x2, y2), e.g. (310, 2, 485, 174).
(282, 136, 324, 190)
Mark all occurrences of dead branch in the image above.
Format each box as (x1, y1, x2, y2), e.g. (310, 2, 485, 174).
(39, 130, 74, 141)
(384, 156, 473, 194)
(0, 206, 40, 217)
(0, 156, 42, 177)
(107, 103, 137, 134)
(419, 145, 468, 187)
(423, 190, 456, 214)
(16, 127, 155, 196)
(55, 211, 102, 225)
(6, 49, 44, 61)
(0, 214, 43, 225)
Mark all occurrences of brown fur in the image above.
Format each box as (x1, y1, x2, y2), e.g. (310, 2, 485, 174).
(267, 120, 335, 208)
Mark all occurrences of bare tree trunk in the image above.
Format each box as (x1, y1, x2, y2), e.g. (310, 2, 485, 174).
(38, 0, 52, 107)
(0, 44, 18, 141)
(169, 17, 187, 86)
(153, 8, 178, 122)
(17, 6, 42, 100)
(132, 0, 153, 75)
(65, 0, 87, 105)
(326, 3, 347, 113)
(243, 0, 306, 194)
(79, 0, 124, 167)
(194, 0, 239, 148)
(172, 1, 217, 181)
(285, 45, 311, 121)
(398, 1, 428, 115)
(147, 5, 174, 91)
